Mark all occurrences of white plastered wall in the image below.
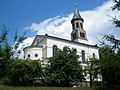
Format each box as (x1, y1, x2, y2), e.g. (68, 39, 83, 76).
(46, 38, 99, 61)
(24, 47, 42, 60)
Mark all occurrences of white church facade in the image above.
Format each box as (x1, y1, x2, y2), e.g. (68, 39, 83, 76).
(23, 3, 100, 84)
(23, 3, 99, 65)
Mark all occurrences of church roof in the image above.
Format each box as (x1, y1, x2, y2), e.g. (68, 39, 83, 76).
(31, 34, 98, 48)
(23, 45, 43, 51)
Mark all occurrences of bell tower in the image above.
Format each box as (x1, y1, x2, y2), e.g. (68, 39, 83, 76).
(71, 1, 87, 43)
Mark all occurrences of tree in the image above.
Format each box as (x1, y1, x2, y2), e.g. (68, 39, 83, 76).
(45, 46, 84, 87)
(0, 25, 45, 86)
(98, 46, 120, 89)
(9, 60, 43, 86)
(0, 25, 26, 85)
(0, 25, 8, 46)
(12, 31, 26, 59)
(101, 0, 120, 50)
(84, 58, 100, 87)
(0, 25, 13, 83)
(97, 1, 120, 89)
(99, 46, 114, 88)
(112, 0, 120, 11)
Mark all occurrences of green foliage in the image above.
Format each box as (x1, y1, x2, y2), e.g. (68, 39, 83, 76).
(95, 1, 120, 89)
(0, 25, 26, 59)
(0, 25, 43, 86)
(8, 60, 43, 86)
(101, 0, 120, 51)
(112, 17, 120, 28)
(112, 0, 120, 11)
(98, 46, 120, 89)
(0, 25, 13, 83)
(12, 31, 26, 59)
(0, 25, 8, 45)
(84, 58, 100, 87)
(103, 35, 120, 50)
(0, 25, 25, 84)
(45, 46, 84, 87)
(98, 1, 120, 88)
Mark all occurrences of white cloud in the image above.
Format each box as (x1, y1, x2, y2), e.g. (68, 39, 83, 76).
(20, 0, 120, 59)
(25, 0, 120, 42)
(25, 15, 73, 39)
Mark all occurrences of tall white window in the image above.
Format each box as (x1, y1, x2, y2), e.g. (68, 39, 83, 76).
(53, 45, 58, 56)
(76, 22, 79, 28)
(81, 50, 85, 62)
(93, 53, 95, 58)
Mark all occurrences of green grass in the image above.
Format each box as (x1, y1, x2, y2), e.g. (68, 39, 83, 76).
(0, 86, 94, 90)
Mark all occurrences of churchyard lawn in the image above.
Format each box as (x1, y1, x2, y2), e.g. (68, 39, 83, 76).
(0, 86, 94, 90)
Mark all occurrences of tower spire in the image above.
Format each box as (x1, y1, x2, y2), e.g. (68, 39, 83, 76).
(72, 0, 84, 22)
(74, 0, 78, 10)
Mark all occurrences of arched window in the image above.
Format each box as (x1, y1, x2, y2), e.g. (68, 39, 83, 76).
(80, 23, 83, 29)
(53, 45, 58, 56)
(76, 22, 79, 28)
(28, 54, 30, 58)
(27, 54, 31, 60)
(80, 32, 85, 38)
(93, 53, 95, 59)
(81, 50, 85, 62)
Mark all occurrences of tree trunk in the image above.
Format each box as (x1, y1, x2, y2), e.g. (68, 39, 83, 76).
(90, 72, 93, 87)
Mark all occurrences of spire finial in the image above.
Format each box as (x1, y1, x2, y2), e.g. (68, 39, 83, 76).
(72, 0, 84, 22)
(74, 0, 78, 10)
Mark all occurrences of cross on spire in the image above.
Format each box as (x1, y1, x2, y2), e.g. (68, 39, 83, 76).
(72, 0, 84, 22)
(74, 0, 78, 10)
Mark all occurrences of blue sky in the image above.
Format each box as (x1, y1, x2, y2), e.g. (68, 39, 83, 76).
(0, 0, 108, 38)
(0, 0, 120, 48)
(1, 0, 119, 58)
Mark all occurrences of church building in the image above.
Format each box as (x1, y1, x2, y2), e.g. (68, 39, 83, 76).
(23, 2, 99, 65)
